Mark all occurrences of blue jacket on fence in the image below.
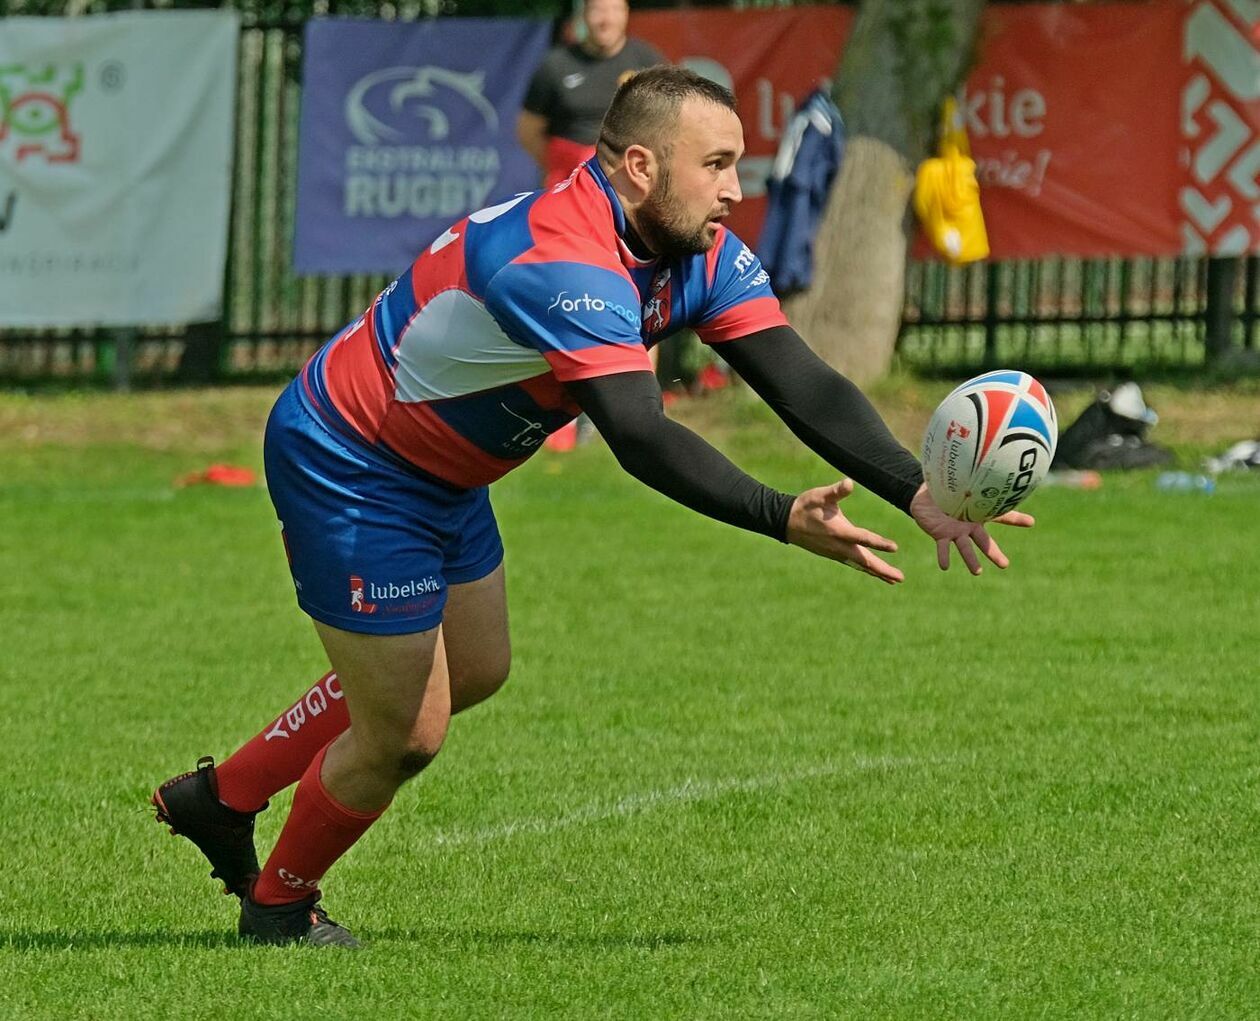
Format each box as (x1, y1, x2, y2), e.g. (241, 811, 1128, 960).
(756, 88, 846, 297)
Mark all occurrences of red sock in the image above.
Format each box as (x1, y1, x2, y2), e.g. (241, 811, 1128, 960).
(215, 672, 350, 814)
(251, 742, 388, 906)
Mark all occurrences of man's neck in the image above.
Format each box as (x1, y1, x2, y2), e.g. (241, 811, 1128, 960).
(621, 215, 656, 260)
(596, 158, 658, 259)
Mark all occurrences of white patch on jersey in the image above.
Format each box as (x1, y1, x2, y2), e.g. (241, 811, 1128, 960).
(430, 227, 460, 254)
(468, 192, 531, 224)
(563, 73, 585, 89)
(392, 289, 549, 403)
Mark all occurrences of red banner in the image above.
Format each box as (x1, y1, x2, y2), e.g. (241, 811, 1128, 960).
(630, 6, 852, 245)
(964, 4, 1184, 258)
(631, 2, 1260, 259)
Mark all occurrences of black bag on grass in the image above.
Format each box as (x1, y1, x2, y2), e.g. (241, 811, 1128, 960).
(1052, 383, 1173, 471)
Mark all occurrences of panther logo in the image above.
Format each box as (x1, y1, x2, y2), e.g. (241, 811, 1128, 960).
(345, 66, 499, 145)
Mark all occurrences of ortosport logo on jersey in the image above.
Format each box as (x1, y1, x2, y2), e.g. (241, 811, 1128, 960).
(547, 291, 642, 329)
(342, 66, 504, 220)
(0, 63, 85, 164)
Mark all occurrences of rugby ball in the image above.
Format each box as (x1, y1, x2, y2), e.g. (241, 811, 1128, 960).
(921, 370, 1058, 522)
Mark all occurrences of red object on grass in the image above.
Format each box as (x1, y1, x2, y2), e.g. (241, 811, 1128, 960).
(176, 464, 258, 487)
(697, 364, 729, 391)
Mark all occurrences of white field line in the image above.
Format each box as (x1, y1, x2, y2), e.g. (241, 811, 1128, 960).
(429, 754, 935, 849)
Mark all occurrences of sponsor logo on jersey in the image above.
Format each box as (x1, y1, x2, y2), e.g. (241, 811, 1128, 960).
(501, 403, 546, 448)
(547, 290, 641, 328)
(350, 573, 444, 615)
(367, 576, 442, 601)
(733, 244, 757, 277)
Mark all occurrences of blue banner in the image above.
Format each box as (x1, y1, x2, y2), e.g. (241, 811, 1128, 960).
(293, 17, 550, 275)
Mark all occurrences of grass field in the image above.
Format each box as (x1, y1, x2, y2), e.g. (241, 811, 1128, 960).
(2, 379, 1259, 1018)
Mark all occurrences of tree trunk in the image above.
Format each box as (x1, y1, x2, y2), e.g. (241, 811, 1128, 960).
(787, 139, 913, 384)
(786, 0, 986, 383)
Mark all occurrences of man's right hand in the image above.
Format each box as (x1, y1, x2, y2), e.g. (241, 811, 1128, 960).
(786, 479, 904, 585)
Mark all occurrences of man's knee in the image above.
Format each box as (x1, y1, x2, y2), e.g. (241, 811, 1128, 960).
(393, 721, 447, 780)
(396, 746, 439, 779)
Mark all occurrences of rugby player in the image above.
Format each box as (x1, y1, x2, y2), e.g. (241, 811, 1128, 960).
(153, 66, 1033, 948)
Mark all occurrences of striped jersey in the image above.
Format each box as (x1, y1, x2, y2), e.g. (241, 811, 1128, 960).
(300, 157, 788, 488)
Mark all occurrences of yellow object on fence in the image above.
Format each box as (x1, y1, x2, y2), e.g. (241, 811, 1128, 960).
(913, 97, 989, 264)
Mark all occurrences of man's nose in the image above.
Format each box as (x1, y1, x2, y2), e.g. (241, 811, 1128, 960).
(720, 166, 743, 206)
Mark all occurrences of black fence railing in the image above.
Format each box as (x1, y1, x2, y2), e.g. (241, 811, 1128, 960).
(2, 3, 1257, 386)
(898, 255, 1258, 374)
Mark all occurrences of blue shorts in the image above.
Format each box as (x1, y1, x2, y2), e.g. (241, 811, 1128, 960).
(263, 379, 503, 635)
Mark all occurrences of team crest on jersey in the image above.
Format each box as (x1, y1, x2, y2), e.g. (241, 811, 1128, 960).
(643, 268, 672, 334)
(349, 575, 377, 614)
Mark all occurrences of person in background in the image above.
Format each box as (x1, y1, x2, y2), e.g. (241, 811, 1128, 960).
(517, 0, 664, 190)
(518, 0, 665, 446)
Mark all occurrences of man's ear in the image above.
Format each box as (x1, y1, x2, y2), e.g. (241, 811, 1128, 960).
(623, 143, 657, 197)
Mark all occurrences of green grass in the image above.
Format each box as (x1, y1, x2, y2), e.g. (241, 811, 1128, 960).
(2, 386, 1259, 1018)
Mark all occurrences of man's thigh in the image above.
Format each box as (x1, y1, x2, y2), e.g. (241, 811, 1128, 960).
(443, 563, 510, 713)
(313, 622, 444, 743)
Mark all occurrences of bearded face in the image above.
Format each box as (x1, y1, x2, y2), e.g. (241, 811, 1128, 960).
(635, 159, 725, 258)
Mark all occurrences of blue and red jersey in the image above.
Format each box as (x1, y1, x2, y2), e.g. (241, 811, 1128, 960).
(301, 158, 788, 488)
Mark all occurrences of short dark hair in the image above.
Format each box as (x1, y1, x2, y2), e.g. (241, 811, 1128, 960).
(596, 65, 737, 161)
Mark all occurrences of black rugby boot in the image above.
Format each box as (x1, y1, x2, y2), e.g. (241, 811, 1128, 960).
(152, 756, 263, 899)
(239, 893, 360, 948)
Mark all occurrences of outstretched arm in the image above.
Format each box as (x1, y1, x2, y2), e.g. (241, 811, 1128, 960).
(566, 370, 905, 584)
(717, 325, 1035, 573)
(715, 325, 923, 512)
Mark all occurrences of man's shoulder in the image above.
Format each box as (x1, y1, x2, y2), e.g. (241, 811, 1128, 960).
(489, 231, 630, 292)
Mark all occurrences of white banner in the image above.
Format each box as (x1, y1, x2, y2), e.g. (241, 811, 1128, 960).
(0, 10, 238, 326)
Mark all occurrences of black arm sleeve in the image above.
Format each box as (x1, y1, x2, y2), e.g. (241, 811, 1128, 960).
(716, 325, 924, 514)
(565, 371, 795, 542)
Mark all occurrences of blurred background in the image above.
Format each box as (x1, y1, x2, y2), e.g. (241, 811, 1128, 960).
(1, 0, 1255, 393)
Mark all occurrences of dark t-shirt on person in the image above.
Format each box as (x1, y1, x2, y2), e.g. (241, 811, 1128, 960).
(522, 39, 665, 144)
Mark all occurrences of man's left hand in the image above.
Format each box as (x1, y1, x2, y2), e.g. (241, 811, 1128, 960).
(908, 483, 1035, 575)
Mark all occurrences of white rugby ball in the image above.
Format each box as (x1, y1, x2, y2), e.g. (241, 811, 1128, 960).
(921, 370, 1058, 522)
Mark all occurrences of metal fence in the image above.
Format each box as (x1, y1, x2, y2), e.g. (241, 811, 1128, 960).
(900, 254, 1258, 374)
(2, 6, 1258, 386)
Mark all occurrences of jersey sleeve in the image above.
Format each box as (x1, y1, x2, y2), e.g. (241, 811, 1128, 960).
(484, 237, 652, 383)
(694, 230, 790, 344)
